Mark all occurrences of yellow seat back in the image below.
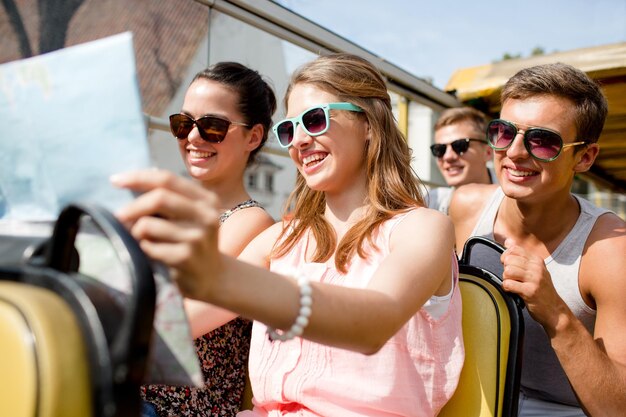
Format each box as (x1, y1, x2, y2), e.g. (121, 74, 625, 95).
(0, 281, 92, 417)
(0, 203, 156, 417)
(439, 237, 524, 417)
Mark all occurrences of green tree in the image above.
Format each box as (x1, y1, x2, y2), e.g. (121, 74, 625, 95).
(500, 52, 522, 61)
(530, 46, 546, 56)
(496, 46, 546, 62)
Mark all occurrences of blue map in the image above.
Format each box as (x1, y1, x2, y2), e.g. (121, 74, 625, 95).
(0, 33, 203, 387)
(0, 32, 150, 220)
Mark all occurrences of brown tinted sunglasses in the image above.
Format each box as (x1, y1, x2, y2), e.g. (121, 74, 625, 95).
(169, 113, 249, 143)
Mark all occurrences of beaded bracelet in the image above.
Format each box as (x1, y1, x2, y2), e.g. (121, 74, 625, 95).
(267, 273, 313, 342)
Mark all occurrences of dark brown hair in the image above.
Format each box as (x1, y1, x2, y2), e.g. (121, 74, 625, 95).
(193, 62, 277, 164)
(501, 63, 608, 143)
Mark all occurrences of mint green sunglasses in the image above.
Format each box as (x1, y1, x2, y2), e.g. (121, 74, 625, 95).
(272, 102, 363, 148)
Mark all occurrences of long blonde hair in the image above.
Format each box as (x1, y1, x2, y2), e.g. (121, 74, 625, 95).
(272, 53, 425, 273)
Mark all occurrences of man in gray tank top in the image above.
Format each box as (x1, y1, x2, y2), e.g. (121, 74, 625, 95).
(449, 63, 626, 416)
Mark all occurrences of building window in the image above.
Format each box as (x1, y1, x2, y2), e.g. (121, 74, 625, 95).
(265, 173, 274, 192)
(248, 173, 258, 190)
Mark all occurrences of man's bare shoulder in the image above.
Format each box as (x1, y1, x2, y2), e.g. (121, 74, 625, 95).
(585, 212, 626, 264)
(582, 212, 626, 299)
(450, 183, 498, 214)
(448, 184, 499, 252)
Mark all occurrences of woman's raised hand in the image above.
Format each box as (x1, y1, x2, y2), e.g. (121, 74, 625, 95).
(111, 169, 222, 299)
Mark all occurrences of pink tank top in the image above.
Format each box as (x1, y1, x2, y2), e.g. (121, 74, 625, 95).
(239, 211, 464, 417)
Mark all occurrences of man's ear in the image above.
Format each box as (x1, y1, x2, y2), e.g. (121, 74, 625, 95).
(483, 144, 494, 161)
(574, 143, 600, 173)
(246, 124, 264, 151)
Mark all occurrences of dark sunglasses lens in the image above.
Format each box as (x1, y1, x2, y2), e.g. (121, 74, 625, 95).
(526, 129, 562, 160)
(195, 117, 230, 143)
(451, 139, 470, 155)
(488, 121, 516, 149)
(302, 107, 327, 135)
(276, 121, 294, 147)
(430, 144, 446, 158)
(170, 114, 193, 139)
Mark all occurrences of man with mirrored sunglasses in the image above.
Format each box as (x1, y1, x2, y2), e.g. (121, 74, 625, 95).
(449, 63, 626, 416)
(427, 107, 496, 213)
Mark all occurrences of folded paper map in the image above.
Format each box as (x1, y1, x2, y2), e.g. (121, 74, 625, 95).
(0, 32, 203, 387)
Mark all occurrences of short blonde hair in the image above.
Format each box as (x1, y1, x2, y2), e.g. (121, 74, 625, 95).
(434, 107, 488, 135)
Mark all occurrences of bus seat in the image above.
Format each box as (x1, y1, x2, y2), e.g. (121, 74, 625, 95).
(0, 203, 156, 417)
(438, 236, 524, 417)
(0, 282, 92, 417)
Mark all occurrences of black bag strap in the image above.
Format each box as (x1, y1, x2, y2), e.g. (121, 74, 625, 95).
(459, 235, 506, 266)
(459, 236, 525, 310)
(43, 203, 156, 416)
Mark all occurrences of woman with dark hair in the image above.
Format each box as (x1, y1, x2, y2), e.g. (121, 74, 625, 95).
(141, 62, 276, 417)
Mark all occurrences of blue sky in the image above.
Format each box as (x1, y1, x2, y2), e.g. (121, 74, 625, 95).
(275, 0, 626, 89)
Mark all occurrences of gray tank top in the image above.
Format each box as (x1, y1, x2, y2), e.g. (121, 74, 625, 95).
(470, 187, 609, 406)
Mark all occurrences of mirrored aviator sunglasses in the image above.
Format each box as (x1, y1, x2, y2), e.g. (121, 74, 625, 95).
(169, 113, 249, 143)
(486, 119, 586, 162)
(272, 102, 363, 148)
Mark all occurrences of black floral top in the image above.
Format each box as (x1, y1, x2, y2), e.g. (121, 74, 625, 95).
(142, 200, 263, 417)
